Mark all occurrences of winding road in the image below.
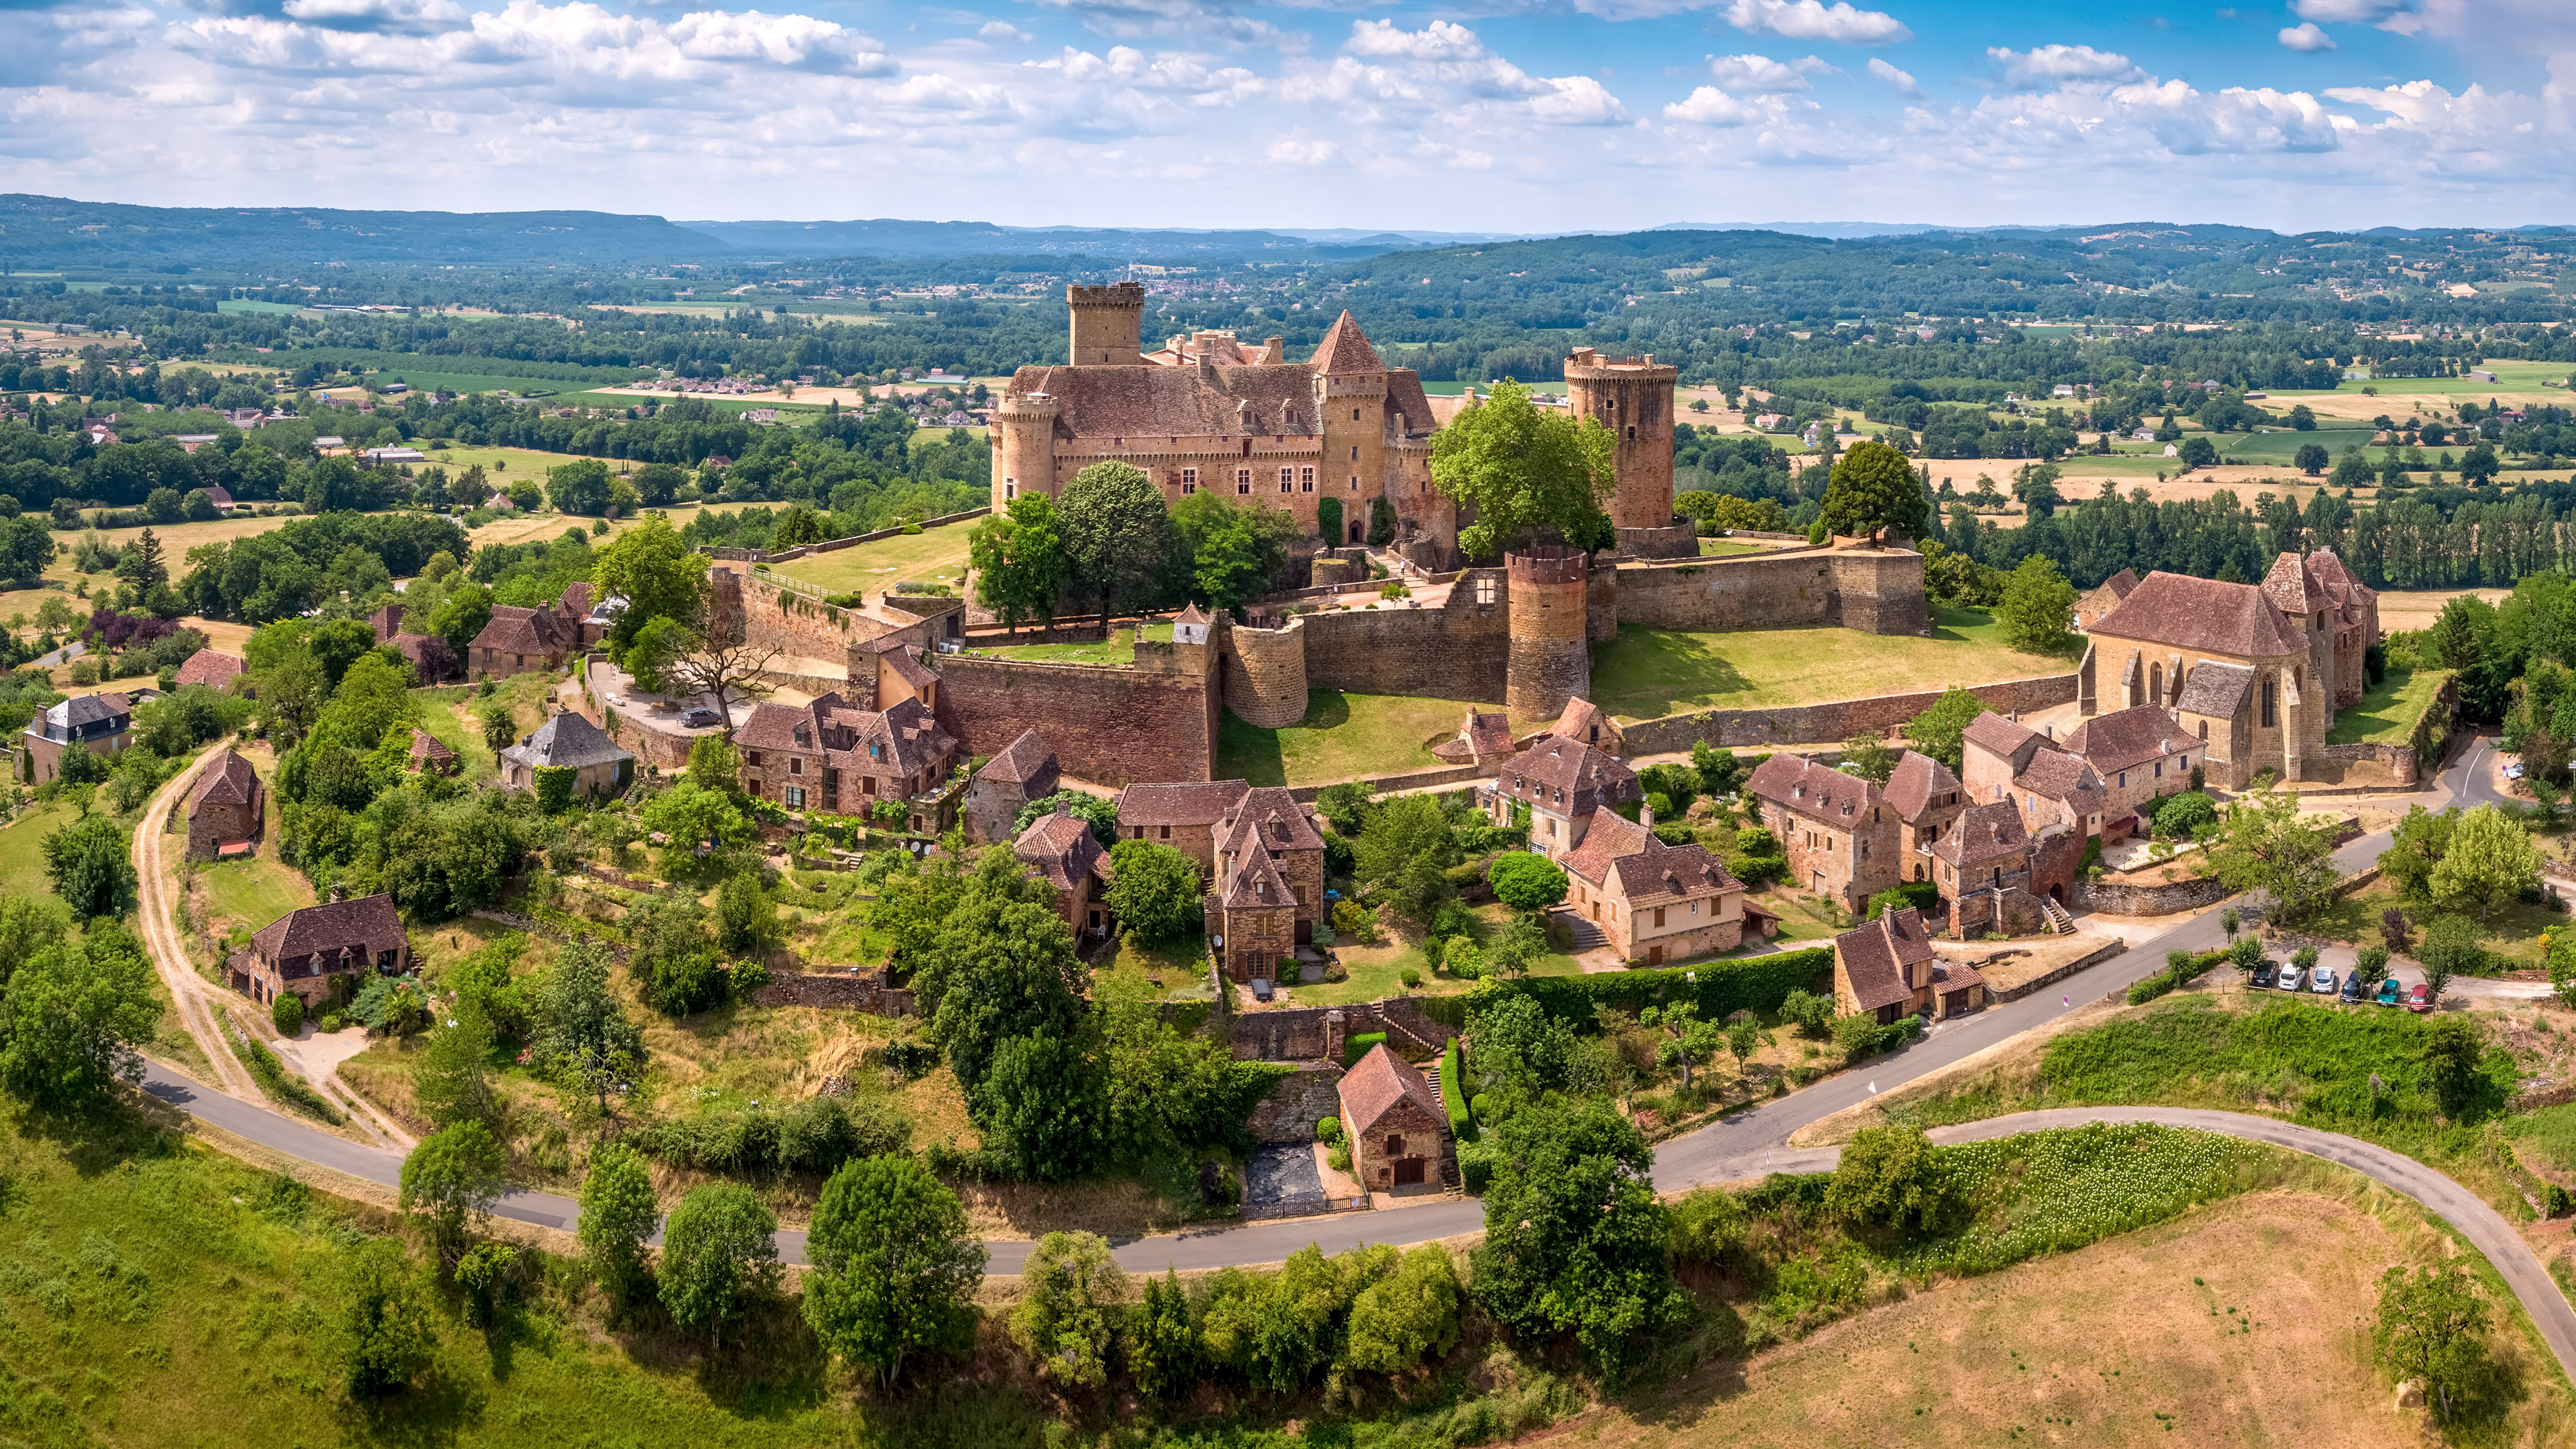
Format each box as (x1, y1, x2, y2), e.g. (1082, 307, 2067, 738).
(129, 730, 2576, 1380)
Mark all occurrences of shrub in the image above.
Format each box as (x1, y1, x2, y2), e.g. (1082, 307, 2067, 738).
(2355, 944, 2392, 985)
(2381, 908, 2414, 953)
(2127, 974, 2178, 1006)
(1316, 1116, 1342, 1145)
(2292, 945, 2320, 973)
(2227, 935, 2264, 971)
(1780, 985, 1836, 1037)
(319, 1013, 346, 1033)
(1500, 949, 1835, 1029)
(2149, 790, 2217, 838)
(1342, 1032, 1388, 1068)
(272, 992, 305, 1036)
(1440, 1037, 1475, 1143)
(1831, 1011, 1914, 1062)
(1399, 968, 1422, 990)
(1863, 881, 1939, 921)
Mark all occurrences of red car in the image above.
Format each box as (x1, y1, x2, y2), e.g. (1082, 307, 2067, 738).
(2406, 983, 2434, 1014)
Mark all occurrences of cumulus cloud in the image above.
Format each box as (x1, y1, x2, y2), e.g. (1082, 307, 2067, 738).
(1265, 130, 1338, 163)
(2291, 0, 2409, 22)
(1663, 85, 1755, 123)
(1987, 43, 2143, 89)
(2277, 21, 2335, 49)
(1528, 73, 1625, 122)
(1345, 17, 1484, 60)
(664, 11, 898, 72)
(1015, 0, 1296, 51)
(1720, 0, 1910, 46)
(1705, 52, 1821, 91)
(279, 0, 467, 32)
(1865, 54, 1920, 96)
(979, 19, 1033, 41)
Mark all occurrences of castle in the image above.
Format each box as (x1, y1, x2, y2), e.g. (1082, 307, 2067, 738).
(990, 284, 1695, 568)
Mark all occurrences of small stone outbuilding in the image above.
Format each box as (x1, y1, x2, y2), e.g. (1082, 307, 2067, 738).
(501, 709, 635, 801)
(1337, 1043, 1453, 1192)
(185, 748, 263, 860)
(963, 727, 1060, 844)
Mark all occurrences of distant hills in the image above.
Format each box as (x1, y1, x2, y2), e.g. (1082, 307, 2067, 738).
(672, 217, 1481, 262)
(0, 194, 732, 268)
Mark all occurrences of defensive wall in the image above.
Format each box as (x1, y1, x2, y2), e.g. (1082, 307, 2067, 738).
(937, 653, 1218, 786)
(698, 506, 990, 567)
(1609, 546, 1930, 636)
(1619, 671, 2078, 755)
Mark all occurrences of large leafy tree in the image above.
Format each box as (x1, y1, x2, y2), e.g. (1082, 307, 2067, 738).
(577, 1143, 661, 1312)
(0, 923, 158, 1110)
(1818, 440, 1930, 543)
(1103, 839, 1203, 943)
(593, 515, 711, 661)
(1996, 554, 2078, 655)
(528, 940, 648, 1116)
(2206, 788, 2341, 924)
(910, 849, 1090, 1095)
(1901, 687, 1987, 775)
(397, 1120, 508, 1267)
(337, 1240, 437, 1399)
(2428, 803, 2543, 920)
(658, 1183, 781, 1349)
(2372, 1264, 2491, 1423)
(1471, 1098, 1684, 1377)
(1172, 493, 1296, 611)
(42, 814, 135, 920)
(801, 1154, 984, 1388)
(1429, 380, 1617, 559)
(969, 492, 1072, 639)
(1058, 462, 1179, 626)
(545, 458, 614, 516)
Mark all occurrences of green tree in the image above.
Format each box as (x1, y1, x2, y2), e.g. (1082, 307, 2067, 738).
(545, 457, 614, 515)
(41, 814, 135, 919)
(527, 940, 648, 1116)
(640, 781, 750, 873)
(0, 516, 52, 587)
(1841, 727, 1899, 786)
(658, 1183, 781, 1349)
(978, 1031, 1106, 1181)
(2177, 436, 2219, 469)
(1486, 851, 1568, 915)
(1010, 1231, 1129, 1391)
(801, 1154, 984, 1388)
(715, 872, 780, 956)
(1104, 839, 1203, 943)
(2372, 1263, 2491, 1422)
(628, 895, 727, 1016)
(1343, 1244, 1463, 1376)
(1824, 1124, 1955, 1235)
(910, 851, 1090, 1095)
(1996, 554, 2077, 654)
(2379, 805, 2458, 901)
(1013, 790, 1119, 850)
(0, 924, 158, 1110)
(337, 1239, 436, 1399)
(413, 998, 499, 1130)
(2417, 1010, 2487, 1114)
(478, 703, 515, 756)
(2428, 803, 2543, 920)
(1126, 1271, 1200, 1401)
(1429, 380, 1618, 559)
(2418, 915, 2485, 1005)
(1058, 462, 1179, 627)
(1471, 1098, 1683, 1377)
(576, 1142, 661, 1312)
(430, 580, 494, 663)
(1818, 440, 1929, 543)
(1174, 493, 1296, 611)
(593, 515, 711, 661)
(685, 733, 743, 792)
(2295, 442, 2330, 475)
(969, 492, 1072, 638)
(1902, 687, 1989, 775)
(2205, 788, 2341, 924)
(398, 1120, 508, 1267)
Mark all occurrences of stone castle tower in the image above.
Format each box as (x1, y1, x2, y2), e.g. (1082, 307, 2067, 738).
(1505, 547, 1591, 720)
(1066, 281, 1146, 367)
(1564, 347, 1683, 548)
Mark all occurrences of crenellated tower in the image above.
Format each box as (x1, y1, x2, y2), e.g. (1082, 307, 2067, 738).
(1505, 547, 1592, 722)
(1564, 347, 1680, 535)
(1066, 282, 1146, 367)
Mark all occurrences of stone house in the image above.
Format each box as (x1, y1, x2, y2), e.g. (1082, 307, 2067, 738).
(963, 727, 1059, 844)
(499, 709, 635, 801)
(2073, 568, 2138, 632)
(369, 602, 453, 685)
(185, 748, 263, 860)
(21, 693, 132, 783)
(1337, 1044, 1452, 1191)
(1015, 807, 1113, 939)
(407, 727, 457, 775)
(1429, 708, 1516, 769)
(1116, 779, 1252, 870)
(172, 648, 246, 693)
(230, 888, 409, 1008)
(855, 636, 941, 713)
(1210, 785, 1326, 978)
(1486, 735, 1641, 858)
(467, 604, 576, 680)
(1927, 801, 2085, 936)
(1745, 753, 1899, 912)
(1881, 750, 1967, 885)
(1559, 809, 1753, 965)
(1833, 906, 1983, 1024)
(735, 694, 960, 827)
(1960, 712, 2108, 841)
(2059, 706, 2204, 830)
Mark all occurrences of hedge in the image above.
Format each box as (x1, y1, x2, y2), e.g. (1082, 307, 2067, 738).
(1440, 1037, 1475, 1143)
(1343, 1031, 1389, 1069)
(2125, 948, 2228, 1006)
(1864, 881, 1938, 921)
(1483, 947, 1834, 1026)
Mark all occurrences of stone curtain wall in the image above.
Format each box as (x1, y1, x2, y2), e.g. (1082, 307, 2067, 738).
(1608, 548, 1929, 637)
(2078, 874, 2234, 917)
(719, 570, 875, 663)
(937, 654, 1217, 785)
(1622, 672, 2078, 755)
(1297, 590, 1511, 701)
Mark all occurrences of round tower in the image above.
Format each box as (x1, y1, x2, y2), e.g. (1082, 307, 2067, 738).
(1563, 348, 1680, 533)
(1066, 282, 1146, 367)
(1223, 618, 1309, 730)
(991, 391, 1059, 508)
(1506, 548, 1591, 722)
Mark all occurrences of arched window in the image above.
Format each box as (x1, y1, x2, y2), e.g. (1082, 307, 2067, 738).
(2149, 661, 2164, 701)
(2261, 677, 2277, 728)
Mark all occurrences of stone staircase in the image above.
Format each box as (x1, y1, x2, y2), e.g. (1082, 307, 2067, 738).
(1557, 909, 1610, 953)
(2041, 896, 2078, 935)
(1420, 1061, 1463, 1190)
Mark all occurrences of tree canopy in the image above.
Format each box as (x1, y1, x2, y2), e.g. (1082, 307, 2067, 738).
(1818, 440, 1929, 543)
(1429, 380, 1618, 559)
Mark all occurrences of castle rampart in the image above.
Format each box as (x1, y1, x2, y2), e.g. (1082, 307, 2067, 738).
(1506, 547, 1591, 720)
(1564, 348, 1680, 535)
(937, 653, 1218, 786)
(1223, 620, 1310, 728)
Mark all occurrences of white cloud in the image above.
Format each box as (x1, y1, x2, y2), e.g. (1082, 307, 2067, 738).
(279, 0, 468, 31)
(1663, 85, 1755, 123)
(979, 20, 1034, 41)
(664, 11, 897, 73)
(1265, 131, 1339, 163)
(1987, 43, 2143, 89)
(1865, 55, 1920, 96)
(1720, 0, 1910, 46)
(1345, 18, 1485, 61)
(2278, 21, 2336, 49)
(1706, 52, 1820, 91)
(1014, 0, 1297, 51)
(1527, 73, 1626, 122)
(2291, 0, 2407, 22)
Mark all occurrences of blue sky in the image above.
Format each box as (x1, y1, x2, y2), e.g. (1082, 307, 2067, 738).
(2, 0, 2572, 232)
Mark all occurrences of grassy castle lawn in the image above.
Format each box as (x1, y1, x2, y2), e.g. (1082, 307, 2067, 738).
(2324, 666, 2449, 747)
(764, 522, 978, 596)
(1216, 688, 1494, 788)
(1589, 604, 2078, 722)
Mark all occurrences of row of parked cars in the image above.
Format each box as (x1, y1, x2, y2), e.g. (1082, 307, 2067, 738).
(2249, 961, 2433, 1011)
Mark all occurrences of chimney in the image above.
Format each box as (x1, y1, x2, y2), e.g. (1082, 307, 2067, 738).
(327, 882, 346, 903)
(1640, 801, 1655, 830)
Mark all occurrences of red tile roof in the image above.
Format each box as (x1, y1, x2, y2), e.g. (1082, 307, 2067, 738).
(1932, 801, 2029, 867)
(1311, 311, 1387, 375)
(2089, 571, 2306, 659)
(2261, 551, 2330, 617)
(1337, 1043, 1442, 1136)
(251, 892, 404, 966)
(1433, 709, 1515, 764)
(1834, 906, 1935, 1013)
(2061, 706, 2200, 774)
(1561, 812, 1739, 909)
(188, 748, 259, 810)
(1118, 779, 1250, 828)
(1881, 750, 1961, 823)
(982, 727, 1058, 785)
(1015, 809, 1109, 893)
(1747, 753, 1881, 827)
(1217, 786, 1323, 858)
(1497, 737, 1640, 814)
(173, 648, 244, 690)
(470, 604, 570, 658)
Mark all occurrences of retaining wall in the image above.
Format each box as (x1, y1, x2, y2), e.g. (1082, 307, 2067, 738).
(1987, 937, 2129, 1003)
(1227, 997, 1460, 1063)
(700, 506, 989, 566)
(938, 653, 1216, 785)
(2078, 874, 2232, 917)
(1621, 672, 2078, 755)
(1246, 1064, 1343, 1143)
(750, 970, 915, 1015)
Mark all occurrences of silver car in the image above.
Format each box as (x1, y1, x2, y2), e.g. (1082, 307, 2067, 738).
(2310, 967, 2338, 996)
(2276, 966, 2305, 992)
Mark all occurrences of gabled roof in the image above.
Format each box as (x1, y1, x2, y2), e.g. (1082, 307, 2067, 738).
(1960, 711, 2042, 771)
(1218, 786, 1323, 856)
(173, 648, 245, 690)
(1338, 1043, 1442, 1135)
(1746, 753, 1881, 826)
(1219, 839, 1294, 911)
(1835, 906, 1936, 1012)
(880, 645, 939, 691)
(2088, 568, 2140, 602)
(559, 581, 593, 618)
(36, 693, 130, 734)
(1015, 808, 1109, 893)
(500, 710, 632, 771)
(2013, 746, 2105, 816)
(1118, 779, 1252, 827)
(2261, 552, 2330, 617)
(251, 892, 404, 964)
(1932, 801, 2029, 867)
(980, 728, 1058, 787)
(1881, 750, 1961, 823)
(1547, 696, 1619, 749)
(188, 748, 259, 811)
(2304, 549, 2376, 611)
(408, 727, 456, 766)
(1310, 311, 1387, 375)
(1499, 737, 1640, 809)
(469, 604, 569, 657)
(737, 699, 820, 753)
(2175, 659, 2256, 719)
(1561, 813, 1739, 908)
(2061, 706, 2201, 774)
(2090, 571, 2306, 659)
(1434, 709, 1516, 764)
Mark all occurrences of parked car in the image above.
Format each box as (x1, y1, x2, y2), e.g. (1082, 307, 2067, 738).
(2505, 762, 2527, 781)
(681, 707, 720, 728)
(2341, 972, 2366, 1003)
(2278, 966, 2306, 992)
(2311, 967, 2338, 995)
(2251, 962, 2278, 989)
(2408, 982, 2434, 1013)
(2376, 977, 2404, 1006)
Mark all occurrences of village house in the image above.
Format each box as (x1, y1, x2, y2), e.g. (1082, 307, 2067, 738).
(1959, 712, 2109, 841)
(1337, 1043, 1452, 1192)
(466, 604, 575, 680)
(1745, 753, 1899, 913)
(2059, 705, 2204, 830)
(499, 709, 635, 801)
(172, 648, 246, 693)
(1116, 779, 1252, 870)
(1210, 785, 1326, 979)
(1559, 807, 1762, 966)
(735, 694, 959, 827)
(1429, 708, 1516, 770)
(407, 727, 458, 775)
(21, 693, 133, 783)
(1485, 735, 1642, 858)
(2073, 568, 2139, 632)
(185, 748, 263, 861)
(1015, 807, 1113, 940)
(1925, 799, 2085, 936)
(1881, 749, 1967, 884)
(962, 728, 1059, 845)
(230, 888, 409, 1009)
(1832, 906, 1983, 1024)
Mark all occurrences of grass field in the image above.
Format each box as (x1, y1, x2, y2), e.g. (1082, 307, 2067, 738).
(1696, 538, 1773, 557)
(766, 523, 980, 595)
(2325, 666, 2450, 746)
(0, 799, 75, 884)
(1216, 688, 1486, 787)
(1589, 604, 2077, 722)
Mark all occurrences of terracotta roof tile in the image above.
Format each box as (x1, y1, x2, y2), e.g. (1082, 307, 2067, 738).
(2090, 571, 2306, 659)
(470, 604, 570, 657)
(1834, 906, 1934, 1012)
(1311, 311, 1387, 375)
(1015, 809, 1109, 893)
(1932, 801, 2029, 867)
(1337, 1043, 1442, 1136)
(188, 748, 259, 810)
(2262, 552, 2330, 617)
(982, 728, 1059, 786)
(251, 892, 405, 965)
(1747, 753, 1882, 825)
(1881, 750, 1961, 822)
(2060, 706, 2200, 774)
(1960, 711, 2041, 768)
(173, 648, 244, 690)
(1119, 780, 1253, 828)
(2174, 660, 2255, 718)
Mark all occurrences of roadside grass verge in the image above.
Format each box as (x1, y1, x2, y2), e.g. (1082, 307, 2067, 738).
(225, 1024, 343, 1127)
